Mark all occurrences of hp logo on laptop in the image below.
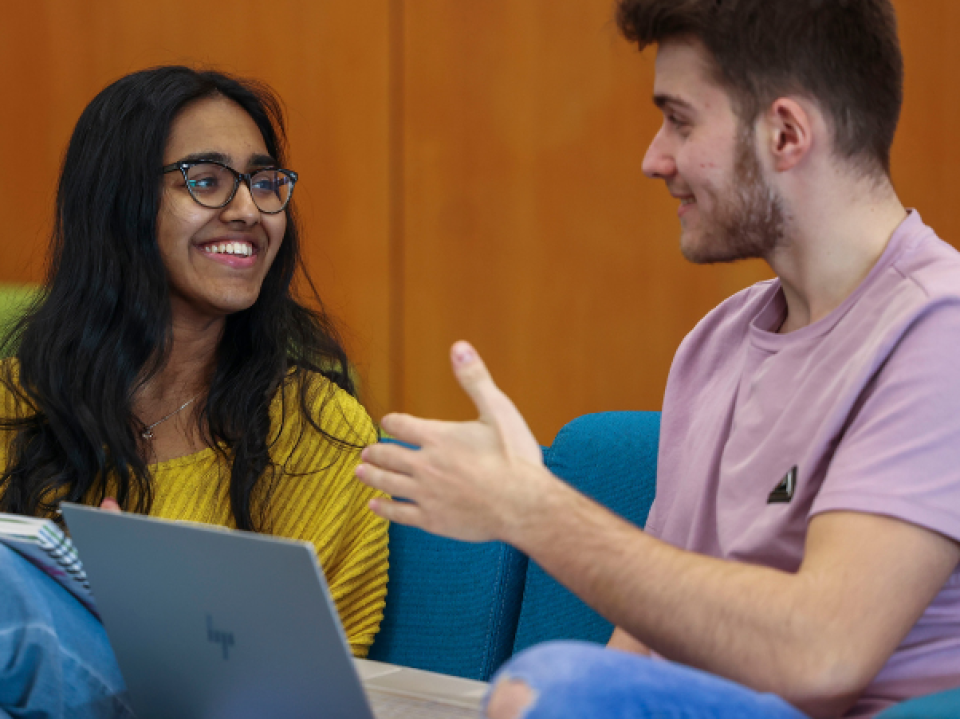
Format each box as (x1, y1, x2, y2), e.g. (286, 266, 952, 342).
(206, 614, 235, 660)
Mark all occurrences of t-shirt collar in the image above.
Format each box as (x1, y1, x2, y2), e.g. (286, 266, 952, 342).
(749, 209, 924, 349)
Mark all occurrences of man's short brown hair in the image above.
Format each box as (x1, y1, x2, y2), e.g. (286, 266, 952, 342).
(616, 0, 903, 175)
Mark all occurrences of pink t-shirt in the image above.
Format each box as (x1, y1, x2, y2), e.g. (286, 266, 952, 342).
(646, 211, 960, 717)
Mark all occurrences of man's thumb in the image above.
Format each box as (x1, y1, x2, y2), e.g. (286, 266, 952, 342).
(450, 341, 542, 464)
(451, 341, 500, 419)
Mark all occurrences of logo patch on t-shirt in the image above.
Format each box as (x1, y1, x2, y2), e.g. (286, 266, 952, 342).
(768, 466, 797, 504)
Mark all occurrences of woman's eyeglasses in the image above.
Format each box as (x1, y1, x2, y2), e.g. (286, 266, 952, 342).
(162, 160, 298, 214)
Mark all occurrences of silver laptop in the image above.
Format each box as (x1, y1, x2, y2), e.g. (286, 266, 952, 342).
(61, 503, 486, 719)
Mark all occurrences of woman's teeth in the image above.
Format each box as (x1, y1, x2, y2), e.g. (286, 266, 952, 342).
(203, 242, 253, 257)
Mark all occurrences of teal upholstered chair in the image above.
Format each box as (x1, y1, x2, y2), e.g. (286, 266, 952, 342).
(513, 411, 660, 654)
(876, 686, 960, 718)
(366, 434, 528, 680)
(367, 412, 662, 681)
(367, 528, 527, 681)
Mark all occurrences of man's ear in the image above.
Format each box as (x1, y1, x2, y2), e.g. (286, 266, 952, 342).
(762, 98, 814, 173)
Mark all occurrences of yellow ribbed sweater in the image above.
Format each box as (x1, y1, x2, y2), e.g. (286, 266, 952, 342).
(0, 365, 388, 658)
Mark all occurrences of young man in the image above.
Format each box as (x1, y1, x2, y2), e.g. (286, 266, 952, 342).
(356, 1, 960, 716)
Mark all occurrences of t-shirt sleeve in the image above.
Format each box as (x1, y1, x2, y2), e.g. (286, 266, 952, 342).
(811, 301, 960, 543)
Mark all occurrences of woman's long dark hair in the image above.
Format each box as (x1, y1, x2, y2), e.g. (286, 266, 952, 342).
(0, 66, 358, 530)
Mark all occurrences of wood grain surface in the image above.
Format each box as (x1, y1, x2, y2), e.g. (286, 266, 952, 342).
(0, 1, 954, 442)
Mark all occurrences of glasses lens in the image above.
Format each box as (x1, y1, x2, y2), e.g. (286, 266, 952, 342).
(184, 163, 235, 208)
(249, 169, 294, 213)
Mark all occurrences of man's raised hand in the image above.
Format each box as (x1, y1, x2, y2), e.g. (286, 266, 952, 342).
(355, 341, 555, 543)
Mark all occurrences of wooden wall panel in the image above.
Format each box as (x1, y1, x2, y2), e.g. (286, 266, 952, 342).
(1, 2, 958, 442)
(400, 1, 772, 442)
(891, 0, 960, 246)
(0, 1, 394, 416)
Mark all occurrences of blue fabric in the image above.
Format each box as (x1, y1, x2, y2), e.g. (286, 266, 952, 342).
(513, 412, 660, 654)
(0, 543, 133, 718)
(368, 524, 528, 681)
(876, 686, 960, 718)
(368, 437, 529, 680)
(490, 641, 808, 719)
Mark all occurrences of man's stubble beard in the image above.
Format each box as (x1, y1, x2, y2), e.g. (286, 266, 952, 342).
(682, 126, 787, 265)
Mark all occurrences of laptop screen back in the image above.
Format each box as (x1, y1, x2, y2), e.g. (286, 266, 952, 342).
(61, 503, 374, 719)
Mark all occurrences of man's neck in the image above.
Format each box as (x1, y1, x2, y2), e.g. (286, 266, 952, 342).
(767, 175, 907, 334)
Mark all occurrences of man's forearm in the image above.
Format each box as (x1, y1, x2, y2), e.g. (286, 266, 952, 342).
(504, 474, 811, 674)
(502, 469, 886, 716)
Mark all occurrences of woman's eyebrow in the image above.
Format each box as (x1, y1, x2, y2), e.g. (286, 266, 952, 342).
(171, 151, 278, 168)
(248, 153, 277, 168)
(175, 151, 230, 164)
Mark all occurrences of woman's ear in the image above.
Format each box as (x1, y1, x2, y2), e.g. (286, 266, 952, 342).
(762, 98, 814, 173)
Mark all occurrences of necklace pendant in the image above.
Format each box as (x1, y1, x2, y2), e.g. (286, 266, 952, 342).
(140, 393, 199, 442)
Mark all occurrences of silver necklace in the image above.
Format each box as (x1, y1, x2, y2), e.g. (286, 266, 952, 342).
(141, 394, 200, 440)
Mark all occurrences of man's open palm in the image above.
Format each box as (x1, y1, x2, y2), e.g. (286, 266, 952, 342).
(356, 341, 552, 543)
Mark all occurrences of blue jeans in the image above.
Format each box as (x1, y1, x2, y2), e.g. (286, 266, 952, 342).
(489, 641, 809, 719)
(0, 544, 134, 718)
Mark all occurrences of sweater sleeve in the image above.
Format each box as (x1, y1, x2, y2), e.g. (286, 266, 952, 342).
(265, 373, 388, 658)
(0, 358, 38, 491)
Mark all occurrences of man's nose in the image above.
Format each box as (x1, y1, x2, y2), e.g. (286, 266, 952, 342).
(641, 127, 676, 179)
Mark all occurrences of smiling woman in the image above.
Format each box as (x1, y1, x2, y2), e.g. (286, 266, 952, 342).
(157, 96, 291, 322)
(0, 67, 387, 716)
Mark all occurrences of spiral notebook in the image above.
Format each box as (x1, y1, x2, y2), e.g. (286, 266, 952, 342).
(0, 512, 98, 616)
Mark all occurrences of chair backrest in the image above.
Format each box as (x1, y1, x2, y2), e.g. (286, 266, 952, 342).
(368, 412, 660, 678)
(875, 685, 960, 718)
(367, 523, 527, 681)
(368, 437, 528, 680)
(0, 284, 39, 356)
(512, 410, 660, 654)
